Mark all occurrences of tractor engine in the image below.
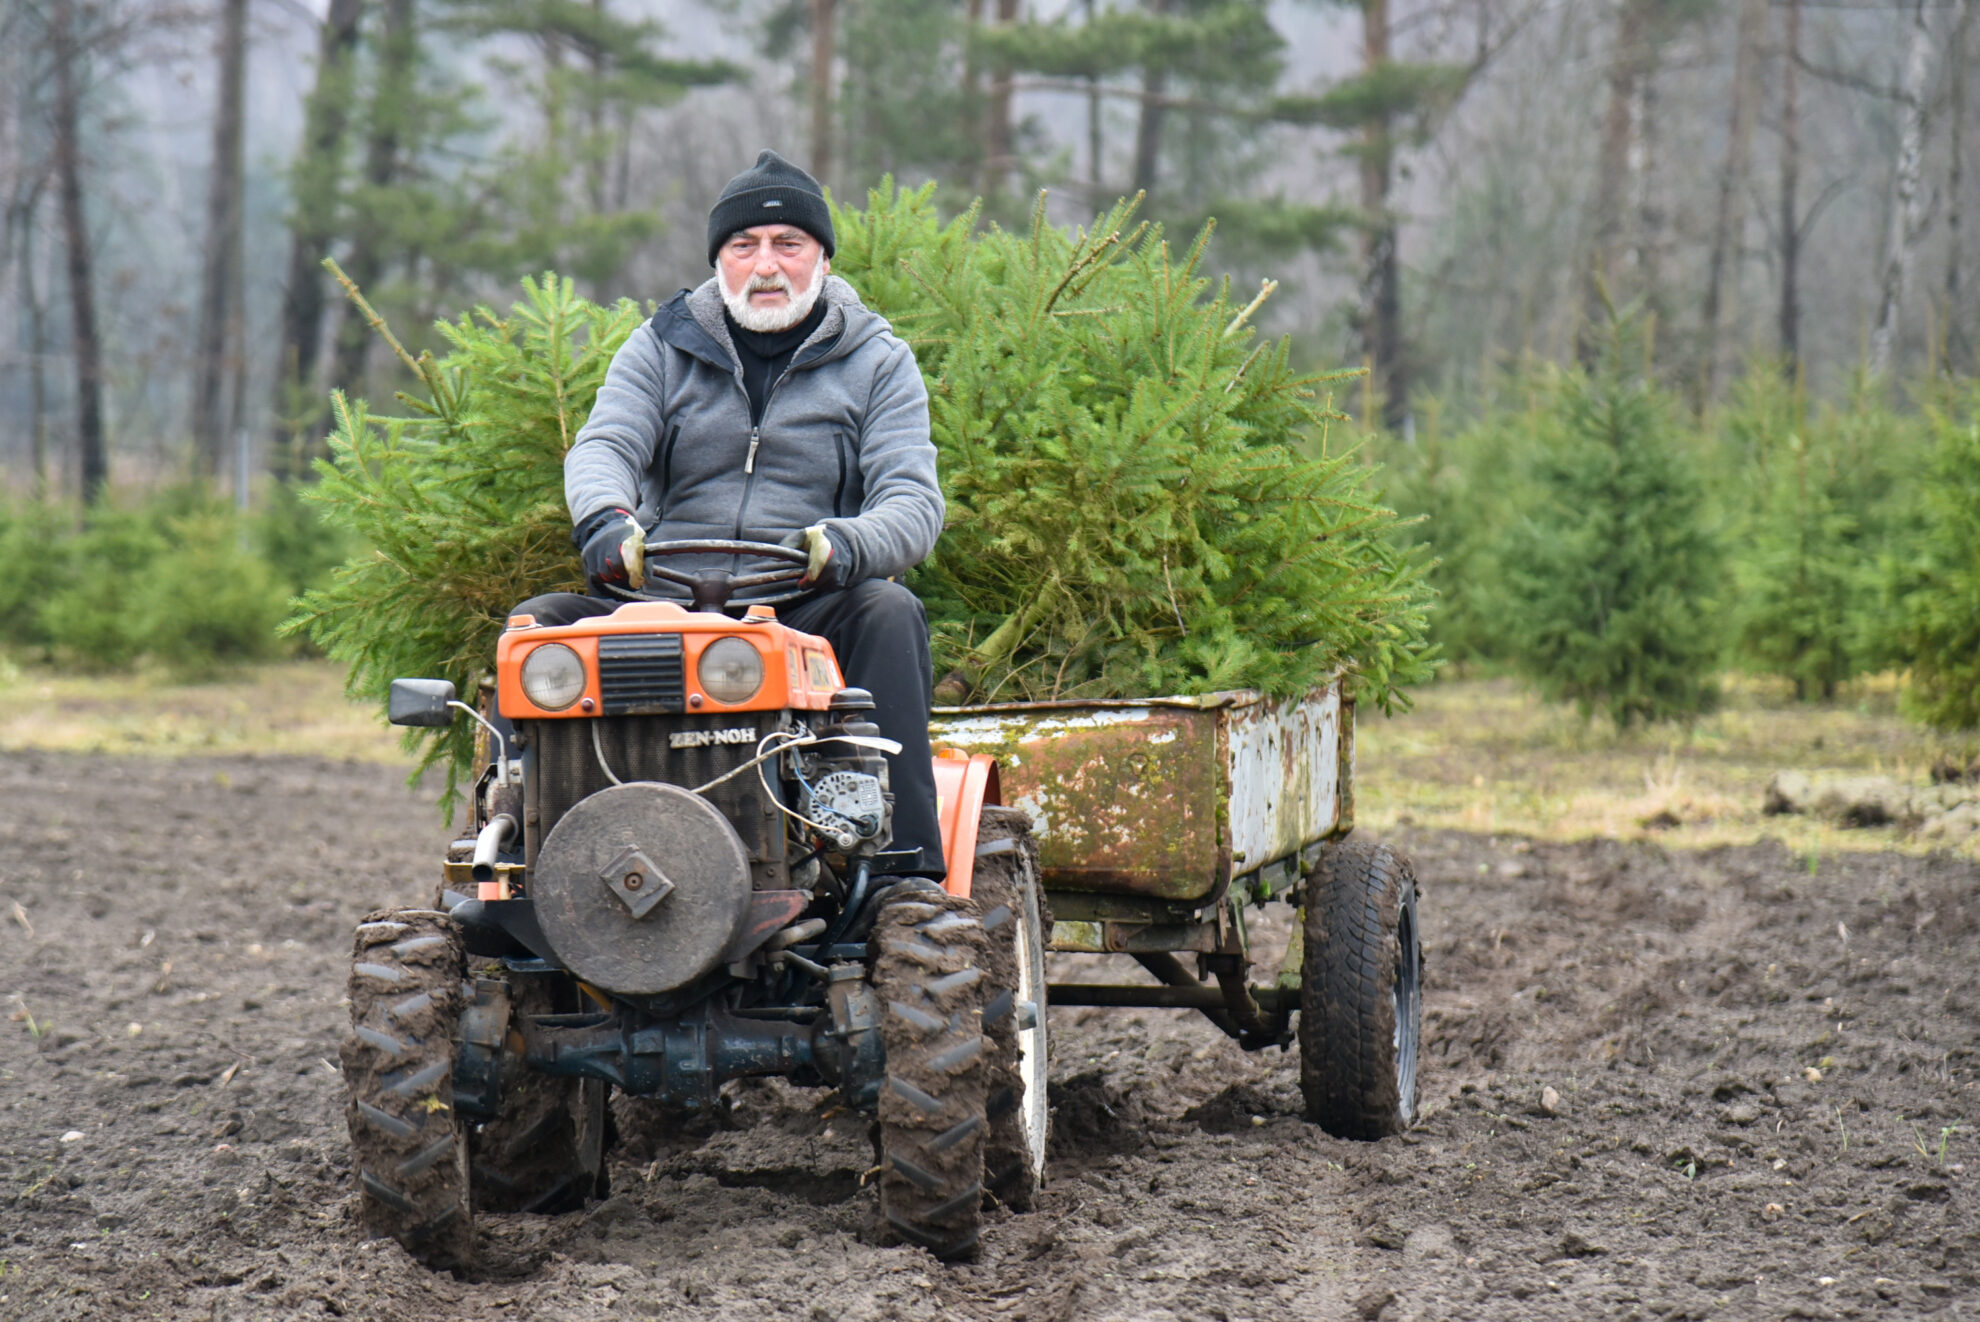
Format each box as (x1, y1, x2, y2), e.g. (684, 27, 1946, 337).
(479, 600, 894, 1001)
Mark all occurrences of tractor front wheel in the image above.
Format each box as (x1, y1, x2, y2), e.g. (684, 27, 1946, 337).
(870, 889, 991, 1260)
(340, 908, 475, 1271)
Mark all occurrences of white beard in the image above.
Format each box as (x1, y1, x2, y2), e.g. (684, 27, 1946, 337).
(721, 254, 829, 332)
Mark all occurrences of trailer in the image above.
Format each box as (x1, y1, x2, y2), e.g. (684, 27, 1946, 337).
(931, 681, 1421, 1137)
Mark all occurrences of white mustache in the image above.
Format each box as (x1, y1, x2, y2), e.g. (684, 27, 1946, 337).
(745, 273, 791, 294)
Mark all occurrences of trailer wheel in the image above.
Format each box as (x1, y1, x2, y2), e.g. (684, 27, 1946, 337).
(972, 806, 1050, 1211)
(1298, 840, 1421, 1139)
(871, 890, 991, 1261)
(468, 974, 608, 1214)
(340, 908, 475, 1271)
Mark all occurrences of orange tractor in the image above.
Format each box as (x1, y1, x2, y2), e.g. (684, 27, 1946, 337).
(343, 537, 1418, 1270)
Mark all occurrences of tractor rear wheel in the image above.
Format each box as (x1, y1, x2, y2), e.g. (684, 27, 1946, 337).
(341, 908, 475, 1271)
(972, 806, 1050, 1211)
(1298, 839, 1422, 1140)
(870, 889, 991, 1260)
(467, 973, 609, 1214)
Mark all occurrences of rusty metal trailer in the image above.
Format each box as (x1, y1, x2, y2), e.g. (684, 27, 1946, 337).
(930, 681, 1399, 1045)
(930, 680, 1419, 1137)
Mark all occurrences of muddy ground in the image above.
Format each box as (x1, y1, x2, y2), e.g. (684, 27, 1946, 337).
(2, 751, 1977, 1321)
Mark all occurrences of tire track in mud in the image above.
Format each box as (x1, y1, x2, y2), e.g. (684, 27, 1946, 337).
(1, 753, 1976, 1320)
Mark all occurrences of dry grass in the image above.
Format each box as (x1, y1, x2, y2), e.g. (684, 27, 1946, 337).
(0, 657, 405, 763)
(1, 658, 1970, 859)
(1356, 674, 1978, 859)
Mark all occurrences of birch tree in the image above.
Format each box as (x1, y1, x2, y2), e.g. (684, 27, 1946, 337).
(1777, 0, 1800, 374)
(1869, 0, 1934, 378)
(1945, 0, 1974, 374)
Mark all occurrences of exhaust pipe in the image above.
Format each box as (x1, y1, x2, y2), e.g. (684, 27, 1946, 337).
(470, 814, 518, 885)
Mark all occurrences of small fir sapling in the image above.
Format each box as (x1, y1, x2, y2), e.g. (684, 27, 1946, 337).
(1496, 318, 1725, 727)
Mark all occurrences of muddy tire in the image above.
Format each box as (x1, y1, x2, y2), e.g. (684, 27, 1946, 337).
(972, 807, 1050, 1212)
(871, 889, 991, 1260)
(341, 909, 474, 1271)
(1298, 839, 1422, 1140)
(467, 973, 608, 1214)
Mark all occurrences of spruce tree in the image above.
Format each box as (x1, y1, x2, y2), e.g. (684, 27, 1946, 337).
(1734, 430, 1860, 699)
(1719, 370, 1865, 699)
(1376, 400, 1534, 669)
(1894, 388, 1980, 730)
(1498, 325, 1723, 726)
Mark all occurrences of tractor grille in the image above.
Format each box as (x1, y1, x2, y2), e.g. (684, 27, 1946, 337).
(598, 634, 685, 714)
(522, 713, 793, 889)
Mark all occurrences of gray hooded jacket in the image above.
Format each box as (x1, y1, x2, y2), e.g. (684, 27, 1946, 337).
(564, 275, 943, 589)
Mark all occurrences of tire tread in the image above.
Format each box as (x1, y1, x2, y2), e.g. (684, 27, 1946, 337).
(1298, 839, 1421, 1140)
(341, 908, 474, 1272)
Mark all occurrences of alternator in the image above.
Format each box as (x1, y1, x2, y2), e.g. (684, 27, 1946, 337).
(803, 770, 886, 847)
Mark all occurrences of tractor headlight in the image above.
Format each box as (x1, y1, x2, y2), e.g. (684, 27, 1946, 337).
(520, 642, 586, 711)
(698, 637, 764, 705)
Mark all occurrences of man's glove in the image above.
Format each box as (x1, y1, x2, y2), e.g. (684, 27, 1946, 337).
(781, 525, 845, 588)
(574, 507, 645, 592)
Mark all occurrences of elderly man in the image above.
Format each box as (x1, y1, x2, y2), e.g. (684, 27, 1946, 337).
(514, 150, 948, 880)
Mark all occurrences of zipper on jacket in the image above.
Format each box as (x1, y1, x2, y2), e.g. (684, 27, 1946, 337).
(729, 374, 790, 539)
(728, 336, 835, 543)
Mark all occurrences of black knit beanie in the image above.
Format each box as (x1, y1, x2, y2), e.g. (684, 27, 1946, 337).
(706, 150, 836, 266)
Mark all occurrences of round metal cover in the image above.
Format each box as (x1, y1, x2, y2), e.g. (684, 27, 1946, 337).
(531, 782, 752, 996)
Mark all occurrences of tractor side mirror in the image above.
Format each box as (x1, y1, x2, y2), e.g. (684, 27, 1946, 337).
(389, 678, 459, 727)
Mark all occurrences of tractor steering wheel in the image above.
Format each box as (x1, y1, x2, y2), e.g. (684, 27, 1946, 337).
(603, 538, 813, 614)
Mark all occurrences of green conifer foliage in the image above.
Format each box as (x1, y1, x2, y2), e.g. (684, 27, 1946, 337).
(1376, 398, 1539, 669)
(1719, 371, 1865, 700)
(285, 275, 643, 794)
(833, 183, 1433, 705)
(1497, 331, 1723, 727)
(1895, 389, 1980, 730)
(1734, 431, 1860, 700)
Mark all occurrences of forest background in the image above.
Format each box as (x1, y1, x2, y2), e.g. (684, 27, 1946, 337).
(1, 0, 1977, 737)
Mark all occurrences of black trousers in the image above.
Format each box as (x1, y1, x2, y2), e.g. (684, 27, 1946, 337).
(511, 580, 945, 879)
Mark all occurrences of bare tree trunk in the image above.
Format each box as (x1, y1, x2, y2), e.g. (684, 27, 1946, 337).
(983, 0, 1020, 197)
(1869, 0, 1933, 378)
(1778, 2, 1805, 375)
(1355, 0, 1406, 430)
(584, 0, 608, 214)
(331, 0, 416, 400)
(270, 0, 364, 479)
(1582, 0, 1650, 364)
(1946, 0, 1974, 373)
(51, 0, 106, 505)
(808, 0, 834, 187)
(19, 202, 49, 497)
(1629, 43, 1666, 334)
(1131, 0, 1170, 196)
(194, 0, 248, 480)
(1084, 0, 1100, 196)
(962, 0, 984, 192)
(1700, 0, 1766, 407)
